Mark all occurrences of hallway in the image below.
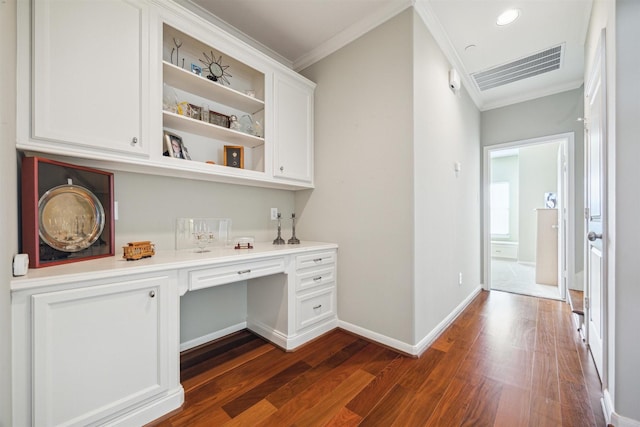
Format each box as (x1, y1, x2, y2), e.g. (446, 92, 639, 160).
(151, 290, 604, 426)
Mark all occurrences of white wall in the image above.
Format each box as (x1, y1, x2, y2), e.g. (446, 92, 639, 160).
(412, 10, 481, 345)
(481, 89, 584, 276)
(113, 172, 294, 345)
(297, 9, 415, 344)
(613, 0, 640, 420)
(0, 0, 17, 423)
(518, 143, 559, 263)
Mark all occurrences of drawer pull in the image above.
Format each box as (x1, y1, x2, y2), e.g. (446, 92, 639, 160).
(237, 269, 251, 275)
(149, 290, 156, 298)
(313, 304, 322, 310)
(313, 276, 322, 281)
(313, 258, 323, 263)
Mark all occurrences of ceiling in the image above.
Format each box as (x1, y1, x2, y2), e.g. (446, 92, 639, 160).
(183, 0, 593, 111)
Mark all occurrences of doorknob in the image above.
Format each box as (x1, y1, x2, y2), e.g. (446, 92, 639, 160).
(587, 231, 602, 241)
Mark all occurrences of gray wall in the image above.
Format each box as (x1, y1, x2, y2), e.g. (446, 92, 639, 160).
(298, 8, 481, 347)
(297, 9, 415, 343)
(482, 88, 584, 277)
(0, 0, 17, 423)
(113, 172, 295, 345)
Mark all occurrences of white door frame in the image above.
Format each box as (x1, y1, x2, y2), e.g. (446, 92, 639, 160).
(482, 132, 576, 300)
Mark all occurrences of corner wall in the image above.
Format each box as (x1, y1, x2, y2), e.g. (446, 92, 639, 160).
(0, 0, 17, 423)
(297, 9, 415, 345)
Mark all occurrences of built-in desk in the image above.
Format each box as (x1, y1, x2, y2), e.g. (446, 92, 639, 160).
(10, 241, 338, 426)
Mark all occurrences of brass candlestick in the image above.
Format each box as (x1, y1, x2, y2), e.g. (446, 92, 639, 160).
(288, 213, 300, 244)
(273, 213, 285, 245)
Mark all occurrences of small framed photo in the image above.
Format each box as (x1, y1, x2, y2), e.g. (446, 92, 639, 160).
(191, 63, 202, 76)
(188, 103, 201, 120)
(163, 130, 191, 160)
(224, 145, 244, 168)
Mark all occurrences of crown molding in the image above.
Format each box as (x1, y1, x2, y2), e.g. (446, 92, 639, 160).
(174, 0, 294, 69)
(480, 79, 584, 111)
(293, 0, 413, 72)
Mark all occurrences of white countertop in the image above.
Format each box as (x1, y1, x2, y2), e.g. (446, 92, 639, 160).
(11, 241, 338, 292)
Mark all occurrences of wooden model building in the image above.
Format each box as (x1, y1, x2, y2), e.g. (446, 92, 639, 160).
(122, 241, 155, 261)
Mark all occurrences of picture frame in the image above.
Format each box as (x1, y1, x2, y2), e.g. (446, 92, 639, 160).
(21, 156, 115, 268)
(224, 145, 244, 168)
(191, 63, 202, 76)
(188, 103, 201, 120)
(163, 130, 191, 160)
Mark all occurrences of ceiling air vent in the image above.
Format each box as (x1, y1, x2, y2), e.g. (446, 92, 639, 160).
(471, 44, 564, 91)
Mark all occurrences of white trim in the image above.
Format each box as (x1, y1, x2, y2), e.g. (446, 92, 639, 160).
(481, 79, 585, 112)
(340, 286, 481, 356)
(483, 132, 576, 300)
(179, 322, 246, 352)
(603, 388, 640, 427)
(293, 1, 412, 71)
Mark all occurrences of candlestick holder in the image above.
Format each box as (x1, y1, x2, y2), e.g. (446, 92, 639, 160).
(273, 213, 285, 245)
(288, 213, 300, 244)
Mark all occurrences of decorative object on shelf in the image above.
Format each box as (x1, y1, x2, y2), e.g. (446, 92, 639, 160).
(239, 114, 263, 137)
(273, 213, 285, 245)
(122, 241, 155, 261)
(229, 114, 240, 131)
(545, 192, 557, 208)
(173, 37, 182, 67)
(201, 104, 209, 123)
(224, 145, 244, 168)
(287, 213, 300, 244)
(175, 217, 232, 250)
(163, 130, 191, 160)
(206, 160, 216, 165)
(176, 101, 190, 116)
(191, 63, 202, 76)
(234, 236, 255, 250)
(200, 51, 232, 85)
(21, 157, 115, 268)
(162, 84, 178, 113)
(245, 89, 255, 97)
(192, 220, 216, 253)
(188, 103, 201, 120)
(38, 184, 106, 252)
(209, 110, 231, 128)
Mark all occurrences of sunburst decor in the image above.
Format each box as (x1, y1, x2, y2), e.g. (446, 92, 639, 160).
(199, 51, 232, 85)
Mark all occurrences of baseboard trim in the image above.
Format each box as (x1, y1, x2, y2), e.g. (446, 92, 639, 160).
(339, 286, 483, 356)
(179, 322, 247, 352)
(603, 388, 640, 427)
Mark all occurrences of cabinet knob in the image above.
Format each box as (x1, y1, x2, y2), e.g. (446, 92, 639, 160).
(132, 137, 138, 145)
(280, 166, 284, 172)
(149, 290, 156, 298)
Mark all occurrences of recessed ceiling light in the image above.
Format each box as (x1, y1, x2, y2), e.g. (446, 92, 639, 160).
(496, 9, 520, 26)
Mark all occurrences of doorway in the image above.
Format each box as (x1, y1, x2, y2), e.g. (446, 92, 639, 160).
(483, 133, 575, 301)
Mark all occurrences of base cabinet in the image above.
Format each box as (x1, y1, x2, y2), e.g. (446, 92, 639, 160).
(12, 272, 182, 427)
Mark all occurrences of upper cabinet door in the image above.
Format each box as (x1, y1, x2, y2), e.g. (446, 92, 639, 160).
(272, 73, 314, 184)
(32, 0, 149, 156)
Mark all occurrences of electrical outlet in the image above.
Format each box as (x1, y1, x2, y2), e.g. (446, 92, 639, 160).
(458, 272, 463, 286)
(270, 208, 278, 220)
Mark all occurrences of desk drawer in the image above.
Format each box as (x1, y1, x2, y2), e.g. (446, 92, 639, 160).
(189, 258, 285, 291)
(296, 267, 335, 292)
(296, 287, 335, 331)
(296, 250, 336, 271)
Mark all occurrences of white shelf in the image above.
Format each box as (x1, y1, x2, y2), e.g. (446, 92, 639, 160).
(162, 111, 264, 148)
(163, 61, 264, 114)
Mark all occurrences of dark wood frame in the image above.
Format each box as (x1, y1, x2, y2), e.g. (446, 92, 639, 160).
(21, 156, 115, 268)
(224, 145, 244, 168)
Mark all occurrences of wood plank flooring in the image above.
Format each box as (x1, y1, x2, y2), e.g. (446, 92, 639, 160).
(148, 290, 605, 426)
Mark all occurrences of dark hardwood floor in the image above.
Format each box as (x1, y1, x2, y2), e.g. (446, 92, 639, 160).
(148, 290, 605, 426)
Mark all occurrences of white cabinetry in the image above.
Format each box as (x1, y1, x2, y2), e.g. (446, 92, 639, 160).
(26, 0, 148, 156)
(12, 272, 182, 427)
(273, 73, 314, 184)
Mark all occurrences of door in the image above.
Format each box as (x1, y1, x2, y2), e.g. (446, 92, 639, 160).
(557, 145, 568, 298)
(585, 29, 607, 378)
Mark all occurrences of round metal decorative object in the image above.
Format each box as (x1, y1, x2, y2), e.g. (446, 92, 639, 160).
(38, 185, 105, 252)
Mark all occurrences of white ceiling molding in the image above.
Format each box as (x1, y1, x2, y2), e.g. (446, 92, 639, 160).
(293, 0, 413, 72)
(413, 0, 484, 109)
(175, 0, 294, 69)
(481, 78, 584, 111)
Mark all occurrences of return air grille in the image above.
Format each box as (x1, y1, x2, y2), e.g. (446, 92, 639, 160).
(471, 44, 563, 91)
